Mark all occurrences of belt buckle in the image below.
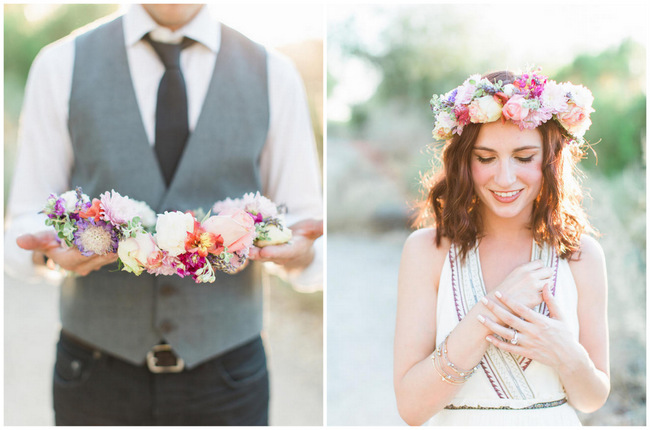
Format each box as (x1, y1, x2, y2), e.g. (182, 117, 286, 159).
(146, 344, 185, 373)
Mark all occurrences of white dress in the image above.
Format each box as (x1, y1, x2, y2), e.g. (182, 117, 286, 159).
(426, 241, 582, 426)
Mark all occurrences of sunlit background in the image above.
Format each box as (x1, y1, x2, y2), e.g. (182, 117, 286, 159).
(4, 4, 323, 426)
(327, 3, 646, 426)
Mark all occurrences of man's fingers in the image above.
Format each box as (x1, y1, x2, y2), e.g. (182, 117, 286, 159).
(247, 247, 261, 260)
(75, 255, 116, 276)
(289, 219, 323, 240)
(16, 231, 59, 251)
(257, 242, 297, 260)
(16, 234, 40, 250)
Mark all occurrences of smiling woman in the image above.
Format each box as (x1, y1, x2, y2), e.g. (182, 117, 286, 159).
(394, 69, 609, 426)
(470, 121, 544, 223)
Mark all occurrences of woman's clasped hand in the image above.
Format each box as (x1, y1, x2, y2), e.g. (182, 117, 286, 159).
(478, 285, 579, 369)
(485, 259, 553, 310)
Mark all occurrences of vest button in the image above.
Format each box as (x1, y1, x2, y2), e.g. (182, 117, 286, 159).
(160, 285, 176, 297)
(159, 320, 175, 334)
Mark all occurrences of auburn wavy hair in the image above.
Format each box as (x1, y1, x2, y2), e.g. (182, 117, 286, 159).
(416, 71, 595, 260)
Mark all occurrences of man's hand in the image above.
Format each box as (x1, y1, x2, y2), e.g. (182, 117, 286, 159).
(16, 231, 118, 276)
(248, 219, 323, 270)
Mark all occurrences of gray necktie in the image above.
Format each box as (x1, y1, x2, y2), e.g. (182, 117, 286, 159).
(145, 34, 196, 186)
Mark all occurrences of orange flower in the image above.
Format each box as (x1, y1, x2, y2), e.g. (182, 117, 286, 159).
(79, 198, 103, 222)
(184, 221, 224, 257)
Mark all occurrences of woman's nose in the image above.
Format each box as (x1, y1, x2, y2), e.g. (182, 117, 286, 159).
(494, 160, 516, 187)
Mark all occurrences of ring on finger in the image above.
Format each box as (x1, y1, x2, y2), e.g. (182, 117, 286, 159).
(510, 329, 519, 345)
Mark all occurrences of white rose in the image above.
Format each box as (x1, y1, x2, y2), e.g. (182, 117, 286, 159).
(255, 225, 293, 247)
(502, 84, 517, 97)
(117, 232, 157, 275)
(60, 190, 89, 212)
(154, 211, 195, 256)
(469, 95, 503, 123)
(132, 200, 157, 228)
(569, 84, 594, 109)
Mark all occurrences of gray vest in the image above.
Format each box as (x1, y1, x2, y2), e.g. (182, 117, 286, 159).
(63, 16, 269, 368)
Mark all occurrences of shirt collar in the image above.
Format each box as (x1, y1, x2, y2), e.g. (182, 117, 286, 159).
(123, 4, 220, 53)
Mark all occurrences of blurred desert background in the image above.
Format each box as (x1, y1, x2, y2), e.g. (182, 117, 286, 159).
(3, 4, 323, 426)
(327, 3, 646, 426)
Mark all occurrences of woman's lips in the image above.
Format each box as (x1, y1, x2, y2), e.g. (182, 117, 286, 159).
(490, 189, 522, 203)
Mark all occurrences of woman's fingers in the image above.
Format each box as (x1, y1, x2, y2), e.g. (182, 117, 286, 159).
(485, 334, 526, 355)
(543, 284, 564, 321)
(495, 291, 545, 324)
(480, 295, 530, 331)
(477, 314, 518, 342)
(534, 266, 554, 280)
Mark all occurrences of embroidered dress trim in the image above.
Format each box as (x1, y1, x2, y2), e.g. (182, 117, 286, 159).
(444, 398, 567, 410)
(449, 241, 559, 400)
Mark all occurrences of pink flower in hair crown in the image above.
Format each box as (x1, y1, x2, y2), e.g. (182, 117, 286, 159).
(430, 69, 594, 142)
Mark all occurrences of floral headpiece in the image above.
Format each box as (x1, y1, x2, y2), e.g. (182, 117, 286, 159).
(430, 70, 594, 143)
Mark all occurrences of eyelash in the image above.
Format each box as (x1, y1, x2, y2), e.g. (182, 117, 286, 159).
(476, 156, 494, 164)
(475, 156, 535, 164)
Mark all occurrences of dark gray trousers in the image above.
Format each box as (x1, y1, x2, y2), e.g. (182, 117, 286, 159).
(53, 331, 269, 426)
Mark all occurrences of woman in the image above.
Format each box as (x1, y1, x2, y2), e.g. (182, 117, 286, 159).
(394, 70, 609, 426)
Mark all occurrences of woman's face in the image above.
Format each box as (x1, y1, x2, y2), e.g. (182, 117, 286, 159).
(470, 120, 543, 222)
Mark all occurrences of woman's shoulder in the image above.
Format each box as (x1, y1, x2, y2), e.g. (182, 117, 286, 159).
(568, 235, 606, 267)
(402, 228, 452, 259)
(400, 228, 452, 282)
(398, 228, 451, 298)
(568, 235, 607, 294)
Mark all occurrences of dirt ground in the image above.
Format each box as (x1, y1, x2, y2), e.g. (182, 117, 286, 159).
(327, 231, 407, 426)
(3, 272, 323, 426)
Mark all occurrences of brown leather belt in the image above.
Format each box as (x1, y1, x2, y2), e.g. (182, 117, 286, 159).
(61, 330, 185, 373)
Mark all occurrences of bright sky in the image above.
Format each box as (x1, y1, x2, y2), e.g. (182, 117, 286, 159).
(328, 2, 648, 121)
(207, 4, 324, 47)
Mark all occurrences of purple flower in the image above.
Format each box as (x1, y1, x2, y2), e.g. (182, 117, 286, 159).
(73, 218, 118, 256)
(445, 88, 458, 105)
(249, 212, 264, 223)
(53, 198, 67, 216)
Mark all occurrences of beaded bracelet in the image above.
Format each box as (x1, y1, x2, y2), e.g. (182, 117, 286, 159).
(441, 335, 477, 377)
(432, 352, 466, 385)
(431, 335, 478, 385)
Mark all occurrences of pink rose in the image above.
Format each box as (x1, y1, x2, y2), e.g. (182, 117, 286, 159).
(502, 95, 530, 122)
(556, 103, 592, 138)
(201, 208, 256, 253)
(454, 105, 470, 126)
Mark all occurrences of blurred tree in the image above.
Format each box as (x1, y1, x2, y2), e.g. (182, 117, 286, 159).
(4, 4, 119, 116)
(554, 39, 646, 175)
(331, 6, 505, 133)
(4, 5, 120, 209)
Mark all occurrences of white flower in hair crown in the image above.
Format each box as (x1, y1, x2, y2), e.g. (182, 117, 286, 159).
(430, 70, 594, 143)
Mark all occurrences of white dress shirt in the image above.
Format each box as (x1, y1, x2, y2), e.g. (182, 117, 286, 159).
(5, 5, 323, 288)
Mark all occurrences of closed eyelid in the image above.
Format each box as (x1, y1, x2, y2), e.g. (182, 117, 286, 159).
(514, 148, 541, 155)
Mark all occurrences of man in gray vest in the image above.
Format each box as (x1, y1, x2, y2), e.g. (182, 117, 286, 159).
(7, 4, 323, 426)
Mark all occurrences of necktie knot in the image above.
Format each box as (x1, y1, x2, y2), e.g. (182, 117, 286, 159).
(145, 35, 195, 70)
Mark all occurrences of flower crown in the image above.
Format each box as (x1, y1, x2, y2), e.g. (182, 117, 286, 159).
(430, 70, 594, 143)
